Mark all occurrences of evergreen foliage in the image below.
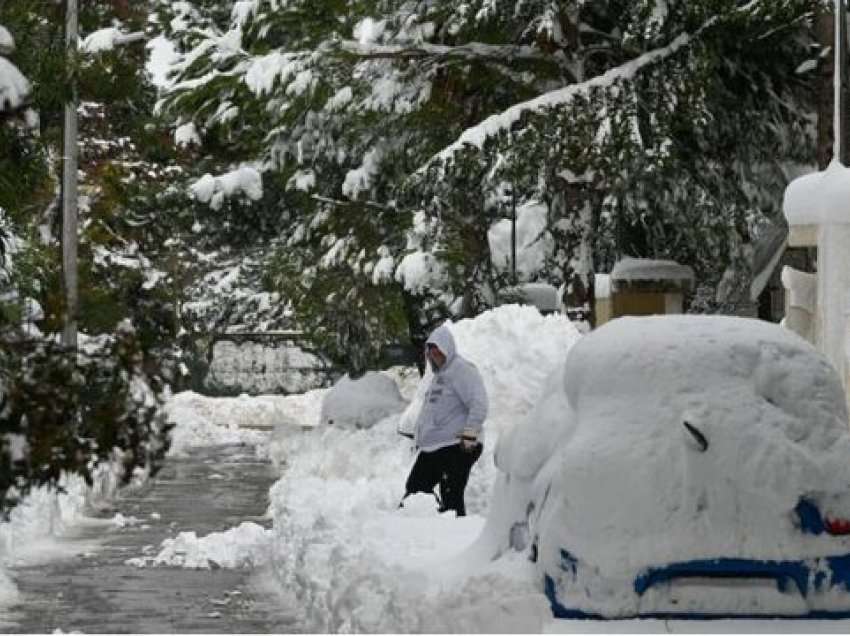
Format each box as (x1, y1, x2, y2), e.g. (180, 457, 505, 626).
(0, 3, 177, 516)
(154, 0, 822, 356)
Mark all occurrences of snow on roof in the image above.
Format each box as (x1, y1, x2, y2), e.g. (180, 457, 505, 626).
(784, 159, 850, 226)
(0, 56, 30, 112)
(610, 257, 694, 283)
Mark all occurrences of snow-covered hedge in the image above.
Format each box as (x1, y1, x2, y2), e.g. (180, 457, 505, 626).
(0, 327, 173, 515)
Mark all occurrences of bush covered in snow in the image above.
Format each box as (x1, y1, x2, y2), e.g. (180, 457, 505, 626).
(489, 315, 850, 617)
(0, 327, 173, 516)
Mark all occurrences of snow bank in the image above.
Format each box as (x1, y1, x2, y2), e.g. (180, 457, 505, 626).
(319, 372, 407, 429)
(404, 305, 583, 439)
(163, 391, 278, 455)
(126, 522, 272, 569)
(0, 462, 130, 608)
(490, 315, 850, 617)
(266, 306, 581, 631)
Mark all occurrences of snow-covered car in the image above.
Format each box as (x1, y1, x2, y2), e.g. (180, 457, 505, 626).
(492, 315, 850, 618)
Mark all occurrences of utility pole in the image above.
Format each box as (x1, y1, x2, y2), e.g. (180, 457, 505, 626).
(61, 0, 79, 349)
(836, 0, 847, 164)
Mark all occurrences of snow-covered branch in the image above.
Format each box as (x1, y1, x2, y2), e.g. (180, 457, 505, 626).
(416, 4, 759, 174)
(338, 40, 569, 68)
(82, 28, 146, 54)
(419, 32, 692, 173)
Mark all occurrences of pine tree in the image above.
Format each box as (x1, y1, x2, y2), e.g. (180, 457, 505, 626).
(0, 2, 176, 517)
(155, 0, 822, 368)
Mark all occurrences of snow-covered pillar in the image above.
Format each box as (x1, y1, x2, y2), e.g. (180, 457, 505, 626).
(784, 161, 850, 413)
(780, 0, 850, 414)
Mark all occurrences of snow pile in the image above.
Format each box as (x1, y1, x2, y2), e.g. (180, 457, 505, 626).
(0, 474, 91, 567)
(265, 306, 580, 631)
(319, 372, 407, 429)
(189, 166, 263, 210)
(163, 391, 273, 455)
(0, 462, 130, 608)
(126, 522, 272, 570)
(490, 315, 850, 617)
(413, 305, 582, 439)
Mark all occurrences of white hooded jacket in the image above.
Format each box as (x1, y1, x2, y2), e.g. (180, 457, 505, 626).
(414, 325, 488, 452)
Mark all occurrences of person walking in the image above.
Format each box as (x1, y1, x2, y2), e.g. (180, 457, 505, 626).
(401, 324, 488, 516)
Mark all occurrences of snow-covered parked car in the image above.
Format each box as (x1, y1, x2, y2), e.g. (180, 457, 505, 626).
(491, 315, 850, 618)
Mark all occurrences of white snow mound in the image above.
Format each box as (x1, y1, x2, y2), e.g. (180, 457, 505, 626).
(164, 391, 273, 456)
(266, 306, 583, 631)
(490, 314, 850, 617)
(319, 371, 407, 429)
(128, 522, 272, 569)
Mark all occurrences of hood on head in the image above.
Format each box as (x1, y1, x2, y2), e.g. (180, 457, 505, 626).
(426, 324, 456, 364)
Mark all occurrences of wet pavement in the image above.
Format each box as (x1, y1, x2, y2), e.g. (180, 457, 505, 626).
(2, 444, 296, 633)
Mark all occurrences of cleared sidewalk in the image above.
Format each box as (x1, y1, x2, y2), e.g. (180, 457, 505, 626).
(3, 444, 293, 633)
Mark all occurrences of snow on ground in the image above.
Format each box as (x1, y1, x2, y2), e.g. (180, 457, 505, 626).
(319, 371, 407, 428)
(261, 305, 581, 632)
(126, 522, 272, 570)
(152, 306, 850, 629)
(0, 465, 129, 611)
(164, 391, 282, 455)
(131, 304, 578, 631)
(10, 305, 850, 630)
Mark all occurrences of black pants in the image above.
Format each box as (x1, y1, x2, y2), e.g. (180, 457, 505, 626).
(404, 442, 482, 516)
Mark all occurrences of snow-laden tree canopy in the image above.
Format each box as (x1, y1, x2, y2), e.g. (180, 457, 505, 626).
(154, 0, 821, 369)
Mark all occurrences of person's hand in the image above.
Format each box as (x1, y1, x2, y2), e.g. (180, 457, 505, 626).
(459, 428, 478, 451)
